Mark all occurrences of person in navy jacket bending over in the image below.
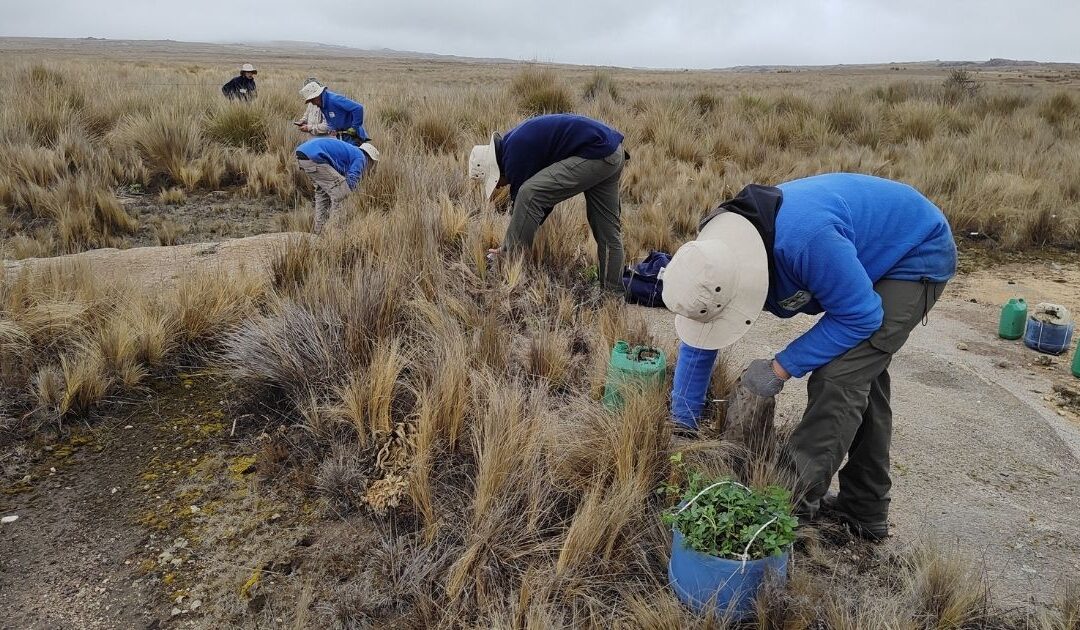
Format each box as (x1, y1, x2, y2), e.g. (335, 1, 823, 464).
(468, 114, 628, 291)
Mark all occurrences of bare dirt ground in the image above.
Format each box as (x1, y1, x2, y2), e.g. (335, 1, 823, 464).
(0, 380, 232, 628)
(3, 236, 1080, 625)
(2, 232, 308, 290)
(122, 193, 293, 249)
(1, 193, 295, 260)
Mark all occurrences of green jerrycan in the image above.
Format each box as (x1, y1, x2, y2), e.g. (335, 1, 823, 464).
(998, 298, 1027, 340)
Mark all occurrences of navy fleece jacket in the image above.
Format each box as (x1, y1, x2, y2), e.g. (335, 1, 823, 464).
(498, 114, 623, 199)
(295, 138, 368, 189)
(222, 75, 257, 100)
(769, 174, 956, 378)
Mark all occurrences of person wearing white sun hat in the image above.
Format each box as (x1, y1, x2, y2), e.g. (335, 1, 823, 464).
(468, 113, 628, 291)
(300, 81, 370, 148)
(294, 77, 329, 136)
(663, 173, 957, 541)
(294, 136, 378, 233)
(222, 63, 258, 101)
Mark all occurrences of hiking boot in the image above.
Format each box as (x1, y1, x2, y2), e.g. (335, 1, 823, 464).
(819, 492, 889, 542)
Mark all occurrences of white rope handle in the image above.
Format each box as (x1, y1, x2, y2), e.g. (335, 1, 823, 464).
(738, 517, 779, 571)
(674, 480, 784, 573)
(1032, 311, 1074, 354)
(675, 480, 750, 514)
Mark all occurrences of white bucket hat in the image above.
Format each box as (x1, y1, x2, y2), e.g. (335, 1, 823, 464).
(359, 142, 380, 162)
(240, 63, 257, 73)
(660, 212, 769, 350)
(468, 133, 501, 201)
(300, 81, 326, 101)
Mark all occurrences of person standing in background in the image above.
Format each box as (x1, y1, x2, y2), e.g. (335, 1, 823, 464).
(222, 64, 258, 101)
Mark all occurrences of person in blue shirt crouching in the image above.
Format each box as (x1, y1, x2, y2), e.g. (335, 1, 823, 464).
(295, 137, 379, 233)
(468, 114, 628, 291)
(661, 173, 957, 541)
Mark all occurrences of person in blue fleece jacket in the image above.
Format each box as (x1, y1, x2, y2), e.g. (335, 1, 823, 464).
(299, 81, 370, 146)
(661, 173, 957, 540)
(468, 114, 628, 291)
(295, 137, 378, 233)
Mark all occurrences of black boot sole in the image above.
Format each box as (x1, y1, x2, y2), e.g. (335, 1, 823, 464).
(819, 493, 889, 542)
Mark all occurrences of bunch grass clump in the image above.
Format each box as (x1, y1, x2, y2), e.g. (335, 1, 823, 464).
(510, 66, 575, 116)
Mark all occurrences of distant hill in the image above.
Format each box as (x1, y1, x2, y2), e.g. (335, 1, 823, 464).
(231, 40, 520, 64)
(0, 37, 1076, 71)
(0, 36, 522, 65)
(727, 58, 1076, 73)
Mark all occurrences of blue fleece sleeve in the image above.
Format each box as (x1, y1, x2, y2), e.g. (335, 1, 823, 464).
(345, 154, 365, 189)
(346, 102, 364, 131)
(774, 226, 883, 378)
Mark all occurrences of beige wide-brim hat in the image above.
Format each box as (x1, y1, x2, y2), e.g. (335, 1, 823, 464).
(468, 134, 500, 201)
(240, 63, 257, 74)
(359, 142, 380, 162)
(300, 81, 326, 101)
(660, 212, 769, 350)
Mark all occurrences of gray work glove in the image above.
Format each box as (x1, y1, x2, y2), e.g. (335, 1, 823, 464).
(741, 359, 786, 398)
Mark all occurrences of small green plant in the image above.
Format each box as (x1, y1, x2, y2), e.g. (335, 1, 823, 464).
(661, 457, 797, 560)
(581, 264, 599, 283)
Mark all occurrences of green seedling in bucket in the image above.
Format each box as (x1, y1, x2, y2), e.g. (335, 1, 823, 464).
(661, 463, 797, 619)
(661, 469, 797, 560)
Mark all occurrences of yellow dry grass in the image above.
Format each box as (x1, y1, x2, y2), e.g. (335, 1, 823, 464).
(3, 43, 1080, 627)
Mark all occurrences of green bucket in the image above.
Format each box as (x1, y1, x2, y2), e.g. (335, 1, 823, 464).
(602, 340, 667, 410)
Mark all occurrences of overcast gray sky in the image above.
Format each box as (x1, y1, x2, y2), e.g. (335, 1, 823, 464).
(4, 0, 1078, 68)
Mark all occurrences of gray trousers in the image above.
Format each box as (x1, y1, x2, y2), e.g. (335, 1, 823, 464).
(298, 159, 350, 233)
(503, 147, 625, 291)
(787, 278, 946, 525)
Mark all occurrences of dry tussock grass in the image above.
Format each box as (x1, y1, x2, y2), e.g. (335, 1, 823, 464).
(0, 62, 308, 257)
(200, 177, 1066, 626)
(4, 58, 1080, 258)
(4, 53, 1080, 625)
(0, 260, 267, 436)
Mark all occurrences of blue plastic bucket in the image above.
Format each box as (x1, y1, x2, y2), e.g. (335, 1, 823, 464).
(670, 342, 718, 430)
(668, 528, 789, 619)
(1024, 317, 1074, 355)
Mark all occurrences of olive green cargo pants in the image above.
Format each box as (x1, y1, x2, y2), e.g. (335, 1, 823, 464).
(503, 147, 625, 291)
(787, 278, 947, 527)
